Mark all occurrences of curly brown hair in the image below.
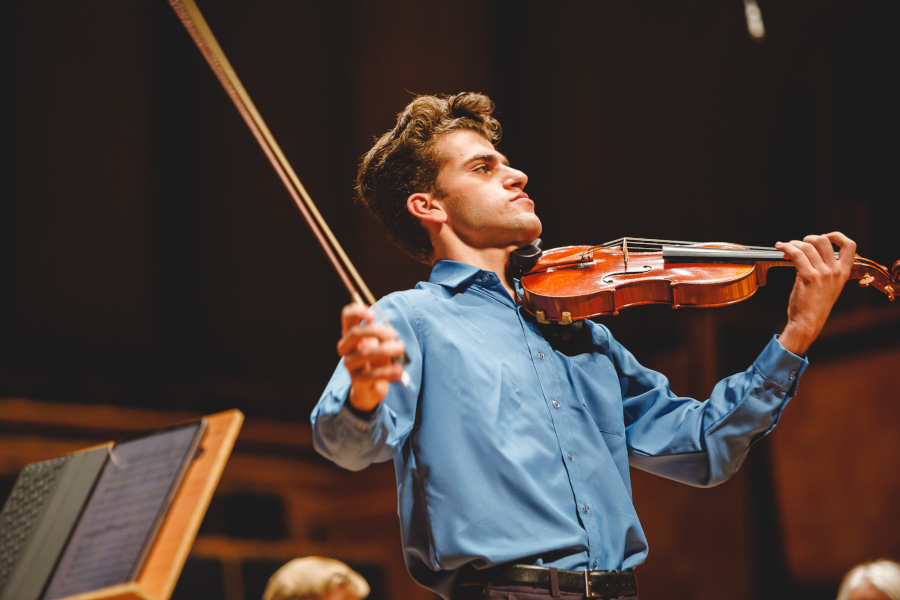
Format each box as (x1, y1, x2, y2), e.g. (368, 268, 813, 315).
(355, 93, 502, 263)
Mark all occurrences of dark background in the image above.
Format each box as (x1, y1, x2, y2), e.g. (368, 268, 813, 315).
(2, 2, 899, 600)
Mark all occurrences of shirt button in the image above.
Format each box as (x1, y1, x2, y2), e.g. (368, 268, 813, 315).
(593, 560, 599, 569)
(356, 423, 368, 432)
(537, 352, 545, 359)
(567, 452, 574, 461)
(789, 370, 797, 380)
(582, 504, 590, 514)
(552, 400, 560, 409)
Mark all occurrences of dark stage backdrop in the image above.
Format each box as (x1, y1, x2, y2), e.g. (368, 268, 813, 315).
(2, 2, 898, 600)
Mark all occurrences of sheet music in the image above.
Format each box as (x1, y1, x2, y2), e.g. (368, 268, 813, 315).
(42, 421, 204, 600)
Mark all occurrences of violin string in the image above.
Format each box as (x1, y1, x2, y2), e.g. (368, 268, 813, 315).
(652, 237, 777, 251)
(624, 237, 779, 251)
(590, 237, 778, 253)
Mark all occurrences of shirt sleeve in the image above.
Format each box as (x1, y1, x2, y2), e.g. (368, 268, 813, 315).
(611, 331, 808, 487)
(310, 294, 423, 471)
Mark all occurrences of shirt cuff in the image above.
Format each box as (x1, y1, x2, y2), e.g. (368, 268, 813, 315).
(346, 398, 380, 421)
(338, 394, 383, 433)
(754, 335, 809, 392)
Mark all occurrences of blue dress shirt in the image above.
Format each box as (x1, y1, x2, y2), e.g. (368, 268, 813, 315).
(311, 260, 807, 599)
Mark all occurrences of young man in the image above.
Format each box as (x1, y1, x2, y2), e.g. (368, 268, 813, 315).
(311, 93, 854, 600)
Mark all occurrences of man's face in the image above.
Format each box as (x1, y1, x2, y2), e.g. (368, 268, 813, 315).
(318, 585, 360, 600)
(847, 583, 892, 600)
(430, 129, 541, 250)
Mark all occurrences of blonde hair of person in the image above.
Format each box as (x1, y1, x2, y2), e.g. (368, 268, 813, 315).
(262, 556, 370, 600)
(837, 560, 900, 600)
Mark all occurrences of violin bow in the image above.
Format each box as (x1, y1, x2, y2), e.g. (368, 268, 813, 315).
(167, 0, 375, 308)
(168, 0, 411, 384)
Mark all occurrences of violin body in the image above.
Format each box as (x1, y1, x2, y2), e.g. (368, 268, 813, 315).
(520, 241, 899, 324)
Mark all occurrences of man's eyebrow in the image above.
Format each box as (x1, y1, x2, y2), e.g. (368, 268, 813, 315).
(464, 153, 510, 166)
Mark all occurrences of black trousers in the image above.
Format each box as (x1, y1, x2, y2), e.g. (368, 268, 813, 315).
(452, 581, 639, 600)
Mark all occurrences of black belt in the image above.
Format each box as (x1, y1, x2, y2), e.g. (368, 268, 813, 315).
(459, 564, 637, 598)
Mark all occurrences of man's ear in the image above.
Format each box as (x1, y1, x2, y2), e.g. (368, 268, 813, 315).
(407, 192, 447, 224)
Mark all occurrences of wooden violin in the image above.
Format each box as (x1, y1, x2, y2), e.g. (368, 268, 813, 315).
(519, 238, 900, 324)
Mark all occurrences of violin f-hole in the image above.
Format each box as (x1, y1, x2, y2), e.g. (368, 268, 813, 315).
(601, 265, 653, 284)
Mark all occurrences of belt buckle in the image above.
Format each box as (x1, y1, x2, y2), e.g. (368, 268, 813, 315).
(584, 568, 615, 598)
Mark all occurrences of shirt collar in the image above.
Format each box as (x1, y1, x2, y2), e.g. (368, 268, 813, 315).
(427, 260, 486, 288)
(427, 260, 517, 308)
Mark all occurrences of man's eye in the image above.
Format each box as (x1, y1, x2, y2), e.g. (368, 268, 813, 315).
(473, 164, 489, 173)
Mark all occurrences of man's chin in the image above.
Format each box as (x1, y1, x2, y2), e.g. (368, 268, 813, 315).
(521, 219, 542, 243)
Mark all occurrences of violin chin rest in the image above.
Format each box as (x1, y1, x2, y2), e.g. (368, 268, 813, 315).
(510, 239, 544, 277)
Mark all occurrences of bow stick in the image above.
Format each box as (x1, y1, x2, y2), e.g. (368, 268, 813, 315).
(168, 0, 410, 384)
(168, 0, 372, 306)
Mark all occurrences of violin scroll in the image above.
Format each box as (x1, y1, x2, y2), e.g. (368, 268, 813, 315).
(852, 257, 898, 301)
(850, 256, 900, 302)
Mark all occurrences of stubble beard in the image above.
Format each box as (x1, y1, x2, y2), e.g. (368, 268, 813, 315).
(437, 188, 542, 250)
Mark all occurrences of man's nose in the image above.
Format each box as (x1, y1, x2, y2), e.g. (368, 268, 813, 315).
(504, 165, 528, 189)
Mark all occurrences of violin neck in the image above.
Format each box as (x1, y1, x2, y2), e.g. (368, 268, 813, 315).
(661, 246, 835, 263)
(661, 246, 794, 286)
(662, 245, 897, 300)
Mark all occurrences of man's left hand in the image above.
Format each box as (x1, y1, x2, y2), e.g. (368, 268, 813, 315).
(776, 231, 856, 356)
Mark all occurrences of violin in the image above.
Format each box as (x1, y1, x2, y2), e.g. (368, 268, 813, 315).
(519, 238, 900, 324)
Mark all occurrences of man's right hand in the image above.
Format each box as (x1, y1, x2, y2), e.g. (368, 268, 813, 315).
(338, 302, 406, 412)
